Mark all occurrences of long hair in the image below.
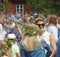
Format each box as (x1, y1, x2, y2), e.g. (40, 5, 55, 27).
(48, 15, 58, 25)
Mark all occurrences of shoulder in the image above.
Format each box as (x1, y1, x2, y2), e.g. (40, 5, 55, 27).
(48, 25, 57, 29)
(43, 31, 50, 39)
(12, 43, 19, 49)
(43, 31, 50, 36)
(47, 25, 57, 33)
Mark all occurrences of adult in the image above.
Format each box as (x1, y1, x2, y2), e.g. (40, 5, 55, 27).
(35, 18, 57, 57)
(47, 15, 58, 43)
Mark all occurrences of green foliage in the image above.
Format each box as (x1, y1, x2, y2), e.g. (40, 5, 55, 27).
(0, 40, 12, 56)
(27, 0, 60, 15)
(42, 8, 55, 14)
(45, 0, 54, 8)
(33, 18, 45, 24)
(22, 25, 39, 36)
(2, 0, 11, 13)
(3, 0, 9, 4)
(27, 0, 46, 13)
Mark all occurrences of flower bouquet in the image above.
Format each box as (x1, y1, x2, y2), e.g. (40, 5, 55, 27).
(22, 23, 40, 51)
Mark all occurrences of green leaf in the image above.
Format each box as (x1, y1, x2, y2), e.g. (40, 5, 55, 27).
(22, 25, 39, 36)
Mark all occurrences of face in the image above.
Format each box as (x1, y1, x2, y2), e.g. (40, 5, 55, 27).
(37, 21, 45, 31)
(16, 22, 20, 27)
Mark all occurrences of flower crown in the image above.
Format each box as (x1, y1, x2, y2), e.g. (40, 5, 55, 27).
(22, 23, 39, 36)
(34, 18, 45, 24)
(0, 40, 12, 56)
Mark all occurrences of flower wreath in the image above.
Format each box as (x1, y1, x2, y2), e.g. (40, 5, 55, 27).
(22, 23, 39, 36)
(0, 40, 12, 56)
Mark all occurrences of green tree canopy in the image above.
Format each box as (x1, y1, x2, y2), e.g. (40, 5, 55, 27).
(27, 0, 60, 15)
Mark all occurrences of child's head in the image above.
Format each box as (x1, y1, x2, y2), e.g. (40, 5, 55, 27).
(7, 34, 16, 42)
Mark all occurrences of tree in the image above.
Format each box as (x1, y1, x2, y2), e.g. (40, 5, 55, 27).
(3, 0, 11, 13)
(27, 0, 60, 15)
(27, 0, 46, 13)
(0, 0, 4, 12)
(54, 0, 60, 15)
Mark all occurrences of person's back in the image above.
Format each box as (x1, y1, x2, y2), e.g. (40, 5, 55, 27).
(47, 25, 58, 42)
(46, 15, 58, 43)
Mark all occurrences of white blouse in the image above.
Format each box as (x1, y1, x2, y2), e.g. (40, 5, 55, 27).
(47, 25, 58, 43)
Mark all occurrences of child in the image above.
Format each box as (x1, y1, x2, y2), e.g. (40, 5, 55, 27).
(7, 33, 20, 57)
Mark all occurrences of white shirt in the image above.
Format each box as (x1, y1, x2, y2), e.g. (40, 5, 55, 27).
(11, 43, 20, 57)
(41, 31, 50, 46)
(47, 25, 58, 42)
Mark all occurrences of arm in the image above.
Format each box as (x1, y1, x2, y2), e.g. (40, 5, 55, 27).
(50, 34, 57, 57)
(16, 52, 20, 57)
(6, 47, 11, 57)
(17, 27, 23, 38)
(48, 26, 58, 43)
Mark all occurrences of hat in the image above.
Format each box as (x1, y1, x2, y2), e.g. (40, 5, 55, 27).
(7, 33, 16, 39)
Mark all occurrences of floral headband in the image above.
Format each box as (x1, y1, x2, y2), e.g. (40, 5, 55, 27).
(34, 18, 45, 24)
(22, 23, 39, 36)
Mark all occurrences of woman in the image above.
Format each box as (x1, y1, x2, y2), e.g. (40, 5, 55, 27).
(47, 15, 58, 43)
(20, 19, 56, 57)
(21, 23, 47, 57)
(35, 18, 57, 57)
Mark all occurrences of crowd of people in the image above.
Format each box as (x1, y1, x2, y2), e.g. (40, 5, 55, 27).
(0, 12, 60, 57)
